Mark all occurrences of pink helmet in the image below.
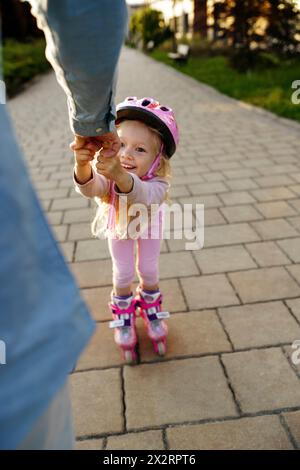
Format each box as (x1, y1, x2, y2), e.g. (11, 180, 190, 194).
(116, 96, 179, 158)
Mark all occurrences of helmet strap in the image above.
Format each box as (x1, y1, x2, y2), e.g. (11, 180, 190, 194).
(141, 142, 164, 181)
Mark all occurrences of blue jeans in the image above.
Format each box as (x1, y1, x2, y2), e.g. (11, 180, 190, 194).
(17, 381, 74, 450)
(0, 102, 95, 449)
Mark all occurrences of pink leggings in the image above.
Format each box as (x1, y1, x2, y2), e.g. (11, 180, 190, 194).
(108, 237, 162, 288)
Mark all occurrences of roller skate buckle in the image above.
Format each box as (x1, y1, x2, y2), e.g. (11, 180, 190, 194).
(108, 292, 138, 364)
(155, 311, 170, 320)
(109, 319, 125, 328)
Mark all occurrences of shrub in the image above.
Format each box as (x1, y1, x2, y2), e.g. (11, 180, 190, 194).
(2, 38, 50, 96)
(129, 7, 173, 51)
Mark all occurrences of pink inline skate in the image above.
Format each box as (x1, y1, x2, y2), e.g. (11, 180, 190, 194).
(108, 292, 138, 364)
(135, 286, 170, 356)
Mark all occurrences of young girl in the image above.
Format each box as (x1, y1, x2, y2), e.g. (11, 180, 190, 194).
(72, 97, 179, 363)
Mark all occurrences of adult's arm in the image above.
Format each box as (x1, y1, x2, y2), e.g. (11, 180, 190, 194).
(27, 0, 128, 136)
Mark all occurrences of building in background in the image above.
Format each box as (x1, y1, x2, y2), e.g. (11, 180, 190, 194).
(126, 0, 220, 40)
(127, 0, 300, 43)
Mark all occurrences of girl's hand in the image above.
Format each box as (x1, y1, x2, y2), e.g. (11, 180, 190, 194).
(96, 151, 133, 193)
(70, 136, 97, 167)
(95, 150, 123, 180)
(73, 147, 95, 167)
(70, 132, 121, 159)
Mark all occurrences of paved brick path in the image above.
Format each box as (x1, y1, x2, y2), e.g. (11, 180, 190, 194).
(8, 47, 300, 450)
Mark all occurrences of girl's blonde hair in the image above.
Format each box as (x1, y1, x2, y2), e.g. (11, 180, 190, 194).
(91, 120, 172, 239)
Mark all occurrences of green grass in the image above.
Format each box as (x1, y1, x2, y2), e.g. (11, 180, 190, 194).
(150, 49, 300, 123)
(1, 38, 51, 97)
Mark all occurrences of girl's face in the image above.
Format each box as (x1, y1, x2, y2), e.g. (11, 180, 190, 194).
(117, 120, 160, 178)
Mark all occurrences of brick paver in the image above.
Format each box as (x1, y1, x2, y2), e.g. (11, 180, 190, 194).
(219, 301, 300, 349)
(8, 46, 300, 449)
(167, 416, 293, 450)
(222, 348, 300, 413)
(124, 358, 238, 429)
(106, 431, 165, 451)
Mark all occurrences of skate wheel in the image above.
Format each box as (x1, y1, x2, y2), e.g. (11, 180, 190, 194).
(124, 350, 135, 364)
(157, 341, 166, 356)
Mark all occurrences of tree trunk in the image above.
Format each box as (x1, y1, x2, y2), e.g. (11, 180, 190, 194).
(193, 0, 208, 39)
(0, 0, 41, 40)
(171, 0, 177, 51)
(231, 0, 247, 47)
(212, 2, 223, 41)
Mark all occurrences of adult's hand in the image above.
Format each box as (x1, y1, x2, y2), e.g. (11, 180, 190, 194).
(70, 131, 121, 158)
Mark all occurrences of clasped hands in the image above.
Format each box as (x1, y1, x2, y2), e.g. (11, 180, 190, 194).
(70, 132, 133, 193)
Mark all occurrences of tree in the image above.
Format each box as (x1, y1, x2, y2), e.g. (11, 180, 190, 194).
(129, 7, 172, 50)
(265, 0, 300, 54)
(212, 0, 299, 53)
(208, 0, 299, 71)
(212, 1, 232, 42)
(193, 0, 208, 38)
(226, 0, 267, 48)
(0, 0, 41, 40)
(218, 0, 269, 71)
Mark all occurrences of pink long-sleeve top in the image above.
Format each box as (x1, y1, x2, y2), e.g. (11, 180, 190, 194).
(73, 168, 170, 239)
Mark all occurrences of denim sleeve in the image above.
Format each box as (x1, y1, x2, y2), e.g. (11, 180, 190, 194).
(26, 0, 128, 136)
(0, 106, 95, 449)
